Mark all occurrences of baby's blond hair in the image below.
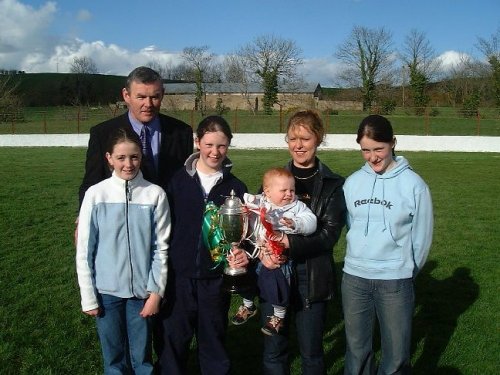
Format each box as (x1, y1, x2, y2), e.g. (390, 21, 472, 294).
(262, 167, 294, 190)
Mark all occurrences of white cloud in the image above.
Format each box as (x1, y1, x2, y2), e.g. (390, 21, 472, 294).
(76, 9, 92, 22)
(47, 39, 182, 75)
(437, 50, 472, 71)
(299, 58, 343, 86)
(0, 0, 57, 69)
(0, 1, 182, 75)
(0, 0, 339, 84)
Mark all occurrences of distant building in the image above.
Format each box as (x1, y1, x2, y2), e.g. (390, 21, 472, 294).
(162, 82, 362, 112)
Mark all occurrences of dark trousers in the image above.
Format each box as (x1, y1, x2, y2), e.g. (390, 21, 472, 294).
(261, 264, 328, 375)
(154, 277, 231, 375)
(258, 265, 291, 307)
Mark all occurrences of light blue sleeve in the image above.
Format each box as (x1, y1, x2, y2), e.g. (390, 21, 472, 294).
(76, 189, 99, 311)
(412, 185, 433, 275)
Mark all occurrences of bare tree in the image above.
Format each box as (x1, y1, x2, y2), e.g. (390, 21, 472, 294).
(206, 60, 224, 83)
(223, 54, 247, 83)
(335, 26, 394, 111)
(0, 74, 22, 121)
(401, 29, 441, 78)
(221, 53, 258, 112)
(238, 35, 302, 114)
(476, 27, 500, 109)
(169, 62, 195, 81)
(442, 54, 487, 114)
(70, 56, 98, 74)
(400, 29, 441, 114)
(68, 57, 99, 105)
(146, 59, 171, 80)
(182, 46, 214, 114)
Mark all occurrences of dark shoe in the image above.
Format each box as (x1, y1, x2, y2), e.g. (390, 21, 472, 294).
(261, 315, 284, 336)
(231, 305, 257, 325)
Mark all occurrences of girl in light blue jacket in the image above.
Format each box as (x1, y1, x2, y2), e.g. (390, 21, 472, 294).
(342, 115, 433, 375)
(76, 127, 170, 374)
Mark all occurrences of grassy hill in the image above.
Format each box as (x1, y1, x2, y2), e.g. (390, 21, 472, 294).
(10, 72, 126, 106)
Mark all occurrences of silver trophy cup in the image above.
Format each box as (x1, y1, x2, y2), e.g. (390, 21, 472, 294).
(219, 190, 251, 292)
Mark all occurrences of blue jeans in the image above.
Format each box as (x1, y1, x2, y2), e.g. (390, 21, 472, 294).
(341, 273, 414, 375)
(261, 264, 327, 375)
(96, 294, 153, 375)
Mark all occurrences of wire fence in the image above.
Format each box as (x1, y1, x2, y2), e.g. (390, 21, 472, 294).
(0, 106, 499, 136)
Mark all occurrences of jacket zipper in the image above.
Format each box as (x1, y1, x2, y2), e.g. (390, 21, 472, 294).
(125, 180, 134, 295)
(306, 174, 322, 304)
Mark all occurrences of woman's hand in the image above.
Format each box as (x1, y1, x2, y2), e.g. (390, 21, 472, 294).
(258, 243, 287, 270)
(140, 293, 161, 317)
(267, 232, 290, 249)
(227, 246, 249, 269)
(280, 233, 290, 249)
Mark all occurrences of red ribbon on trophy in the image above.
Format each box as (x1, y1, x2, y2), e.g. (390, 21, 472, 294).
(259, 207, 285, 257)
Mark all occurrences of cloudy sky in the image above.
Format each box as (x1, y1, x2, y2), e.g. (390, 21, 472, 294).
(0, 0, 498, 84)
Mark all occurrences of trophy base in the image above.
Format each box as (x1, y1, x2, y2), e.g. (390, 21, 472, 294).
(222, 271, 253, 294)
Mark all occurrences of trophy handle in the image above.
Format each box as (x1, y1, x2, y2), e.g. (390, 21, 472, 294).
(241, 209, 263, 259)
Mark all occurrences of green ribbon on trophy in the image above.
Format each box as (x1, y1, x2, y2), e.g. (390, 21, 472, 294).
(202, 201, 231, 269)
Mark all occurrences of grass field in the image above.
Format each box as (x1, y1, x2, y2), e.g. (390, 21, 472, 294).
(0, 148, 499, 374)
(1, 107, 499, 136)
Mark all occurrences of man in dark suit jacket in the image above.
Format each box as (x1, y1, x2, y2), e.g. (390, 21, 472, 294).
(78, 66, 193, 206)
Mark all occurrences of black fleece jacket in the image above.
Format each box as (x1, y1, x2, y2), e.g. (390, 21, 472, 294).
(166, 155, 247, 280)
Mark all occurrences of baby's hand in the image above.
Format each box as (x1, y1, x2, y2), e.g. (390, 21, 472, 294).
(268, 231, 284, 242)
(280, 217, 295, 229)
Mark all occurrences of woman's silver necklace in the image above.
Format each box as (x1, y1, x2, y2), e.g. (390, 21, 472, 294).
(294, 169, 319, 180)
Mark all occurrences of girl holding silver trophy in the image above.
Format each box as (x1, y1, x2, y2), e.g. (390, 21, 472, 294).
(154, 115, 249, 375)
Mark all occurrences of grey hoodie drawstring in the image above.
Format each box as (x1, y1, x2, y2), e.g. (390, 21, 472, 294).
(365, 175, 377, 236)
(361, 157, 406, 236)
(382, 178, 387, 231)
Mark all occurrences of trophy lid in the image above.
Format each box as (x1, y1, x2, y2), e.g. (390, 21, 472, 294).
(220, 190, 245, 215)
